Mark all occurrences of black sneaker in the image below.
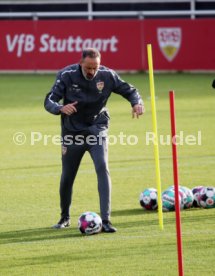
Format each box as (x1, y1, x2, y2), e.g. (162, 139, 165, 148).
(102, 220, 117, 233)
(53, 217, 71, 229)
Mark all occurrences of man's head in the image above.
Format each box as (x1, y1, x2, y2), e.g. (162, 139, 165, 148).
(80, 48, 101, 80)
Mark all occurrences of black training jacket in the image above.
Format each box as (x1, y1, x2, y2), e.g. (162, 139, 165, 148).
(44, 64, 143, 135)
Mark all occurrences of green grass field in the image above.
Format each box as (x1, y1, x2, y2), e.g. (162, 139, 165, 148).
(0, 73, 215, 276)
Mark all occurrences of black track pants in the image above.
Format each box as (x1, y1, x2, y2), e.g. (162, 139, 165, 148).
(59, 137, 111, 221)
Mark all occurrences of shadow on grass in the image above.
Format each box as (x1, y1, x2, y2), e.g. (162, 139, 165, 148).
(0, 227, 81, 245)
(112, 207, 215, 228)
(112, 208, 168, 228)
(111, 208, 150, 217)
(0, 250, 110, 269)
(1, 209, 213, 245)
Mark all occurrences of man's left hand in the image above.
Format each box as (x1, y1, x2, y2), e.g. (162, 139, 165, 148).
(132, 104, 145, 119)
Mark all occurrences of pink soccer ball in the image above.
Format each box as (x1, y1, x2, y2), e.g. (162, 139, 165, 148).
(78, 211, 102, 235)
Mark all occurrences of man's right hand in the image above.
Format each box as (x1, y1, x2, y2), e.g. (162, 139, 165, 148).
(60, 101, 78, 115)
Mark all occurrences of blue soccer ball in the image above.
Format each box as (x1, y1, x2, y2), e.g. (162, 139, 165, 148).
(162, 188, 183, 211)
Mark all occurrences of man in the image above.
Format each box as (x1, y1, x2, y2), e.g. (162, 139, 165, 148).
(44, 48, 144, 233)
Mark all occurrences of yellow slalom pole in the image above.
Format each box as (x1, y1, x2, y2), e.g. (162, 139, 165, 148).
(147, 44, 163, 230)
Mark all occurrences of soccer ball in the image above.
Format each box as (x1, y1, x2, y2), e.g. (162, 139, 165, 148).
(139, 188, 158, 210)
(167, 185, 187, 209)
(180, 186, 194, 209)
(192, 186, 204, 207)
(199, 187, 215, 208)
(78, 211, 102, 235)
(162, 188, 183, 211)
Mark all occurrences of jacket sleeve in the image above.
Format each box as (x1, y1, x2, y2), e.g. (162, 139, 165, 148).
(44, 71, 65, 115)
(111, 71, 143, 107)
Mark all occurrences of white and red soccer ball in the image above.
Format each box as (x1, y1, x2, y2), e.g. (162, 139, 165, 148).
(139, 188, 158, 210)
(192, 186, 205, 207)
(78, 211, 102, 235)
(198, 187, 215, 208)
